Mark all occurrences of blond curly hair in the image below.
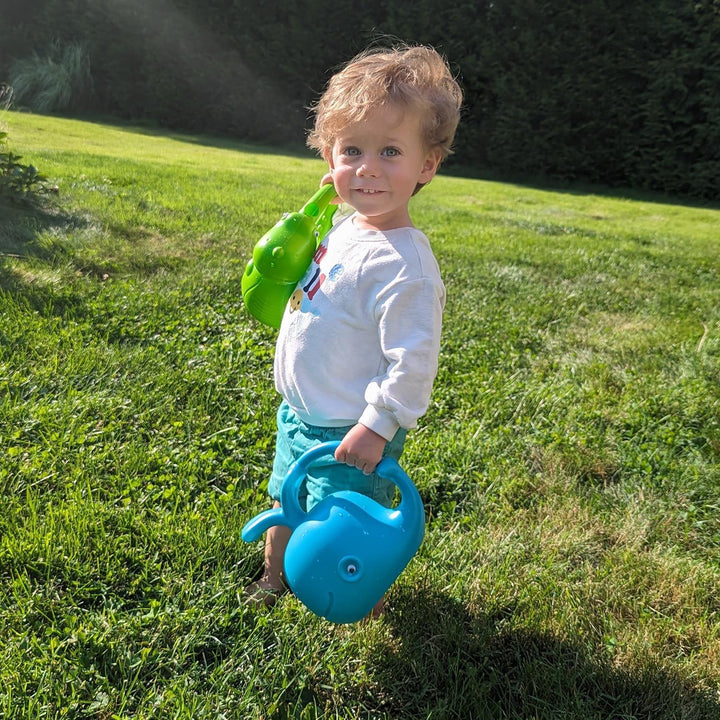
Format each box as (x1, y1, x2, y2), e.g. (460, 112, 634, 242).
(307, 45, 463, 161)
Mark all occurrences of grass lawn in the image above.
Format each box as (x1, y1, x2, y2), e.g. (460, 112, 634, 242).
(1, 110, 719, 719)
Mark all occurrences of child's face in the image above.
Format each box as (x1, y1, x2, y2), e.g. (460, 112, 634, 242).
(324, 103, 441, 231)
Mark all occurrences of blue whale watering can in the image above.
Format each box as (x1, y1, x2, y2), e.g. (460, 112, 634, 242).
(241, 441, 425, 624)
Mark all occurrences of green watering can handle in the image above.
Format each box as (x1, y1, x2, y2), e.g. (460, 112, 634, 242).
(301, 183, 338, 219)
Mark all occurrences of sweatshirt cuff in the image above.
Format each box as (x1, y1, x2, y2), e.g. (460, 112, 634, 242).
(358, 405, 400, 442)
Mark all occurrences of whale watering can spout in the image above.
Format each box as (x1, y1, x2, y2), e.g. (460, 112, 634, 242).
(241, 441, 426, 624)
(241, 184, 337, 329)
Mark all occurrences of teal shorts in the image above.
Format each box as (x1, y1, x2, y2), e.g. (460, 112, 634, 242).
(268, 401, 407, 512)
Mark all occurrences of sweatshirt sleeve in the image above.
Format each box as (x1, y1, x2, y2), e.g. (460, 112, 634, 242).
(359, 274, 445, 441)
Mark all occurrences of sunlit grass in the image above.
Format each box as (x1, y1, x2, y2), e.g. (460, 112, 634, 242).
(1, 110, 719, 718)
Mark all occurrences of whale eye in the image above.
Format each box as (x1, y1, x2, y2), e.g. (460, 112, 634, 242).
(338, 556, 363, 582)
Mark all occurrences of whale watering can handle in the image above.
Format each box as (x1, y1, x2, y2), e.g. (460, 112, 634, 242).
(241, 440, 424, 543)
(280, 441, 424, 532)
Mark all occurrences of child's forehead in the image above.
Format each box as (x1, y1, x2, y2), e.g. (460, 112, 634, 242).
(334, 103, 423, 143)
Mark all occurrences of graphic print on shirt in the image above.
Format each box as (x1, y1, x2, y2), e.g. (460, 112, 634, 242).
(288, 240, 344, 315)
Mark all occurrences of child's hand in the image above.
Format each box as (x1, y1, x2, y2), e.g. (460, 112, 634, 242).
(335, 424, 387, 475)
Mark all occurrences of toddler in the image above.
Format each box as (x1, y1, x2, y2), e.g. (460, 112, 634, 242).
(248, 44, 462, 615)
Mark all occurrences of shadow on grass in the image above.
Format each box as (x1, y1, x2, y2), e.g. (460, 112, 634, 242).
(442, 159, 720, 211)
(74, 112, 314, 161)
(367, 586, 718, 720)
(0, 197, 88, 310)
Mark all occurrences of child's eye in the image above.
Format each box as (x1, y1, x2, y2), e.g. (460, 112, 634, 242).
(382, 147, 400, 157)
(343, 146, 361, 157)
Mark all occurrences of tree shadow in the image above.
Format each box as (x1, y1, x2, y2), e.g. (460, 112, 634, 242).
(76, 113, 314, 161)
(442, 160, 720, 211)
(0, 197, 89, 312)
(365, 586, 719, 720)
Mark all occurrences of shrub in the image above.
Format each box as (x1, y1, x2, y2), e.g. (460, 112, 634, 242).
(0, 130, 51, 200)
(0, 84, 12, 110)
(9, 40, 92, 113)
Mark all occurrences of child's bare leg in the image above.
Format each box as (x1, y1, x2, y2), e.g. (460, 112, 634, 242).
(366, 595, 385, 621)
(245, 502, 290, 607)
(260, 502, 291, 590)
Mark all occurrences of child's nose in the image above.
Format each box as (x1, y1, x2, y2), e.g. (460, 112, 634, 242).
(356, 159, 379, 177)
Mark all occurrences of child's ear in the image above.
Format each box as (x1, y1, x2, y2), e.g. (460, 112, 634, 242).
(419, 148, 443, 184)
(323, 147, 335, 168)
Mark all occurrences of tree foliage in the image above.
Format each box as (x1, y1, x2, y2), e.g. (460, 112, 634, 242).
(1, 0, 718, 199)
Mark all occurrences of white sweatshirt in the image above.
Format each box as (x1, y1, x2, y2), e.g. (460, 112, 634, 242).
(274, 215, 445, 441)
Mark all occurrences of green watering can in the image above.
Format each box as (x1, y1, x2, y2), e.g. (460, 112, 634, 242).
(241, 183, 337, 328)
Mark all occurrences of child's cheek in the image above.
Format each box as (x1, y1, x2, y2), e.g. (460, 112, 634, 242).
(331, 166, 354, 200)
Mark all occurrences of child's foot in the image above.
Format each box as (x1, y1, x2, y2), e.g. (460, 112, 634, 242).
(243, 577, 287, 608)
